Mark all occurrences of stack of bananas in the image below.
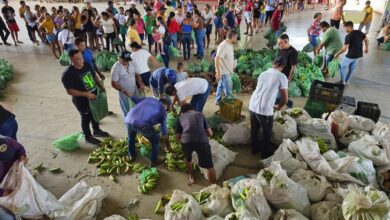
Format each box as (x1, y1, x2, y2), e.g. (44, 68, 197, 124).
(138, 168, 160, 194)
(169, 200, 188, 212)
(239, 188, 250, 201)
(192, 191, 211, 205)
(137, 135, 152, 158)
(88, 138, 133, 177)
(154, 194, 172, 213)
(132, 163, 146, 173)
(165, 130, 187, 172)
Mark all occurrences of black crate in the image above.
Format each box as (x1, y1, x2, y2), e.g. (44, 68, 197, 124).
(308, 80, 345, 105)
(336, 103, 356, 115)
(355, 102, 381, 122)
(341, 96, 356, 107)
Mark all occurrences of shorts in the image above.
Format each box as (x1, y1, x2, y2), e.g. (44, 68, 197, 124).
(7, 22, 19, 32)
(139, 33, 145, 41)
(182, 142, 213, 169)
(46, 34, 57, 43)
(140, 71, 151, 86)
(206, 24, 212, 35)
(310, 34, 319, 47)
(260, 13, 266, 23)
(214, 17, 223, 29)
(244, 11, 252, 23)
(147, 34, 154, 45)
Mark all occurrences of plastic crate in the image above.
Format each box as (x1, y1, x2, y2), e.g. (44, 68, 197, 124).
(356, 102, 381, 122)
(336, 103, 356, 115)
(308, 80, 345, 105)
(341, 96, 356, 107)
(304, 99, 326, 118)
(219, 99, 243, 122)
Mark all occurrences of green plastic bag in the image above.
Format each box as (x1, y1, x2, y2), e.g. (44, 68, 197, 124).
(264, 28, 274, 39)
(106, 54, 118, 70)
(156, 54, 164, 63)
(140, 144, 151, 158)
(168, 46, 180, 59)
(288, 81, 302, 97)
(299, 80, 312, 97)
(302, 43, 314, 53)
(231, 73, 241, 94)
(167, 111, 178, 129)
(236, 63, 250, 74)
(328, 59, 340, 78)
(252, 68, 263, 80)
(280, 22, 287, 33)
(53, 132, 84, 151)
(89, 89, 109, 122)
(383, 42, 390, 51)
(113, 37, 122, 46)
(314, 55, 324, 67)
(95, 53, 106, 71)
(201, 59, 211, 72)
(140, 167, 160, 185)
(59, 51, 70, 66)
(267, 33, 277, 47)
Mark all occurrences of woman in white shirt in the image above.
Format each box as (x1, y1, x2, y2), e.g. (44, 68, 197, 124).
(24, 5, 39, 45)
(58, 23, 75, 53)
(101, 11, 118, 52)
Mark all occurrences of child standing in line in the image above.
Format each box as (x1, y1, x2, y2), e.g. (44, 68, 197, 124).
(176, 62, 189, 82)
(134, 12, 145, 45)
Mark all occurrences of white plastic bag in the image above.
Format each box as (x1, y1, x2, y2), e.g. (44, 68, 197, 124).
(290, 169, 331, 202)
(103, 215, 127, 220)
(206, 215, 224, 220)
(54, 181, 106, 220)
(327, 110, 349, 137)
(342, 186, 390, 220)
(310, 201, 343, 220)
(257, 161, 311, 217)
(224, 209, 258, 220)
(0, 162, 63, 219)
(193, 140, 237, 180)
(197, 184, 233, 217)
(273, 209, 309, 220)
(164, 190, 203, 220)
(376, 165, 390, 193)
(222, 125, 251, 145)
(372, 122, 390, 138)
(348, 135, 390, 166)
(347, 115, 376, 132)
(272, 111, 298, 144)
(296, 138, 364, 185)
(282, 108, 311, 125)
(230, 178, 272, 220)
(261, 139, 307, 176)
(298, 118, 337, 150)
(338, 129, 369, 147)
(323, 188, 344, 203)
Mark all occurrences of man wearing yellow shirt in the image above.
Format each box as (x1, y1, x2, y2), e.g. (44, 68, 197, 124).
(358, 1, 373, 34)
(39, 13, 61, 59)
(127, 19, 141, 46)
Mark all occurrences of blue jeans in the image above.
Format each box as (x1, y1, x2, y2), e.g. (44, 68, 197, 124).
(169, 33, 178, 48)
(161, 43, 169, 67)
(119, 92, 137, 117)
(216, 74, 234, 103)
(340, 56, 359, 83)
(190, 83, 211, 112)
(275, 92, 294, 108)
(181, 33, 191, 60)
(64, 43, 75, 53)
(325, 54, 334, 68)
(0, 116, 18, 140)
(127, 124, 160, 162)
(195, 29, 206, 57)
(309, 35, 319, 47)
(0, 206, 15, 220)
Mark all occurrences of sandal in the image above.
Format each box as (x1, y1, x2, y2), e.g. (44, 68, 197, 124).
(187, 173, 195, 185)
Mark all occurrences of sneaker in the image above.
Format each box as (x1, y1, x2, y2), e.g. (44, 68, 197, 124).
(345, 81, 350, 85)
(86, 136, 102, 145)
(4, 42, 12, 46)
(149, 158, 164, 167)
(93, 130, 110, 137)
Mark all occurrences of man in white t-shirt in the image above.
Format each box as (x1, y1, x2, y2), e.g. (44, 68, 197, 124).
(111, 51, 144, 116)
(249, 56, 288, 158)
(215, 30, 238, 104)
(165, 78, 211, 112)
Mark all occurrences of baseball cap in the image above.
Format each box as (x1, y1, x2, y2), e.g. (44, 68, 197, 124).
(0, 136, 16, 161)
(274, 56, 287, 66)
(120, 51, 132, 62)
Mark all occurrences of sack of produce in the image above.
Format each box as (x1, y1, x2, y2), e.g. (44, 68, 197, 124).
(224, 209, 257, 220)
(347, 115, 375, 132)
(193, 184, 233, 217)
(164, 190, 203, 220)
(222, 125, 251, 145)
(59, 51, 70, 66)
(298, 80, 312, 97)
(327, 110, 349, 137)
(288, 81, 302, 97)
(310, 201, 343, 220)
(262, 139, 307, 176)
(348, 135, 390, 166)
(95, 52, 106, 71)
(89, 89, 109, 122)
(273, 209, 309, 220)
(328, 59, 340, 78)
(298, 52, 312, 64)
(156, 54, 164, 64)
(372, 122, 390, 139)
(231, 178, 272, 220)
(257, 161, 311, 217)
(168, 46, 180, 59)
(264, 28, 274, 39)
(290, 169, 331, 203)
(338, 129, 369, 147)
(113, 37, 122, 46)
(103, 215, 127, 220)
(302, 43, 313, 53)
(314, 55, 324, 67)
(342, 187, 390, 220)
(323, 188, 344, 203)
(298, 118, 338, 150)
(106, 54, 118, 70)
(296, 138, 364, 185)
(201, 59, 211, 72)
(206, 216, 224, 220)
(377, 165, 390, 193)
(138, 167, 160, 194)
(282, 108, 311, 125)
(251, 68, 263, 80)
(280, 22, 287, 33)
(384, 41, 390, 51)
(271, 111, 298, 145)
(53, 132, 84, 151)
(267, 33, 278, 48)
(231, 73, 241, 94)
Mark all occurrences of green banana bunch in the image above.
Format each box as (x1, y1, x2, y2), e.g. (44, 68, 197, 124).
(239, 187, 250, 200)
(138, 168, 160, 194)
(192, 191, 211, 205)
(170, 201, 186, 212)
(33, 163, 45, 172)
(227, 213, 239, 220)
(127, 214, 139, 220)
(132, 163, 146, 173)
(48, 168, 63, 174)
(154, 194, 172, 214)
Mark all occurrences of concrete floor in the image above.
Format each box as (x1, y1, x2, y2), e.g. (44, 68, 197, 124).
(0, 1, 389, 219)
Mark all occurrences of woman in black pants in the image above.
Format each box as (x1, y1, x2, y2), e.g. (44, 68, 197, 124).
(264, 0, 275, 26)
(101, 12, 118, 52)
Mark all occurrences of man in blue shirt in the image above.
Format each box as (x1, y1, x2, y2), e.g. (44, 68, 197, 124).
(149, 67, 177, 99)
(225, 4, 236, 30)
(75, 37, 105, 80)
(125, 97, 171, 166)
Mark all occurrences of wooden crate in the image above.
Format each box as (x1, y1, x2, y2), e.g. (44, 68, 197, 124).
(219, 99, 243, 122)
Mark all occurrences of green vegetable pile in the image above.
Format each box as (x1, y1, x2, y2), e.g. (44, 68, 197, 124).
(192, 191, 211, 205)
(0, 59, 14, 98)
(138, 167, 160, 194)
(95, 51, 118, 71)
(165, 129, 187, 172)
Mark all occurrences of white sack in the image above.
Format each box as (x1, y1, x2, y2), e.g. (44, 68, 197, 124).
(372, 122, 390, 138)
(282, 108, 311, 125)
(323, 188, 344, 203)
(222, 125, 251, 145)
(224, 209, 258, 220)
(231, 178, 272, 220)
(298, 118, 337, 150)
(347, 115, 376, 132)
(338, 129, 369, 147)
(273, 209, 309, 220)
(290, 169, 331, 202)
(164, 190, 203, 220)
(348, 135, 390, 166)
(257, 161, 311, 217)
(377, 165, 390, 193)
(54, 181, 106, 220)
(197, 184, 233, 217)
(327, 110, 349, 137)
(103, 215, 127, 220)
(206, 216, 224, 220)
(271, 111, 298, 144)
(311, 201, 343, 220)
(0, 162, 63, 219)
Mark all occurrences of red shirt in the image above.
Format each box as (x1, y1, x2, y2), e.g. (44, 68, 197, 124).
(168, 20, 180, 33)
(271, 9, 282, 31)
(244, 1, 254, 11)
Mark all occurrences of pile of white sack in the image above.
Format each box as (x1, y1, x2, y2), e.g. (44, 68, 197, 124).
(160, 108, 390, 220)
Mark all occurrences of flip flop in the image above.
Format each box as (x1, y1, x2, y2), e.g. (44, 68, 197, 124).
(187, 173, 195, 185)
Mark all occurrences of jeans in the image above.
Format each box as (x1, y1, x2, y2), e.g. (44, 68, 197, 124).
(309, 34, 319, 47)
(0, 23, 10, 43)
(358, 22, 371, 33)
(340, 56, 359, 83)
(325, 54, 334, 68)
(119, 92, 137, 117)
(216, 74, 234, 103)
(105, 32, 118, 52)
(161, 43, 170, 67)
(64, 43, 75, 53)
(195, 29, 206, 57)
(190, 83, 211, 112)
(127, 124, 160, 162)
(0, 206, 15, 220)
(265, 10, 274, 24)
(182, 33, 191, 60)
(0, 116, 18, 140)
(275, 92, 294, 108)
(169, 33, 178, 48)
(250, 111, 274, 158)
(73, 99, 100, 138)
